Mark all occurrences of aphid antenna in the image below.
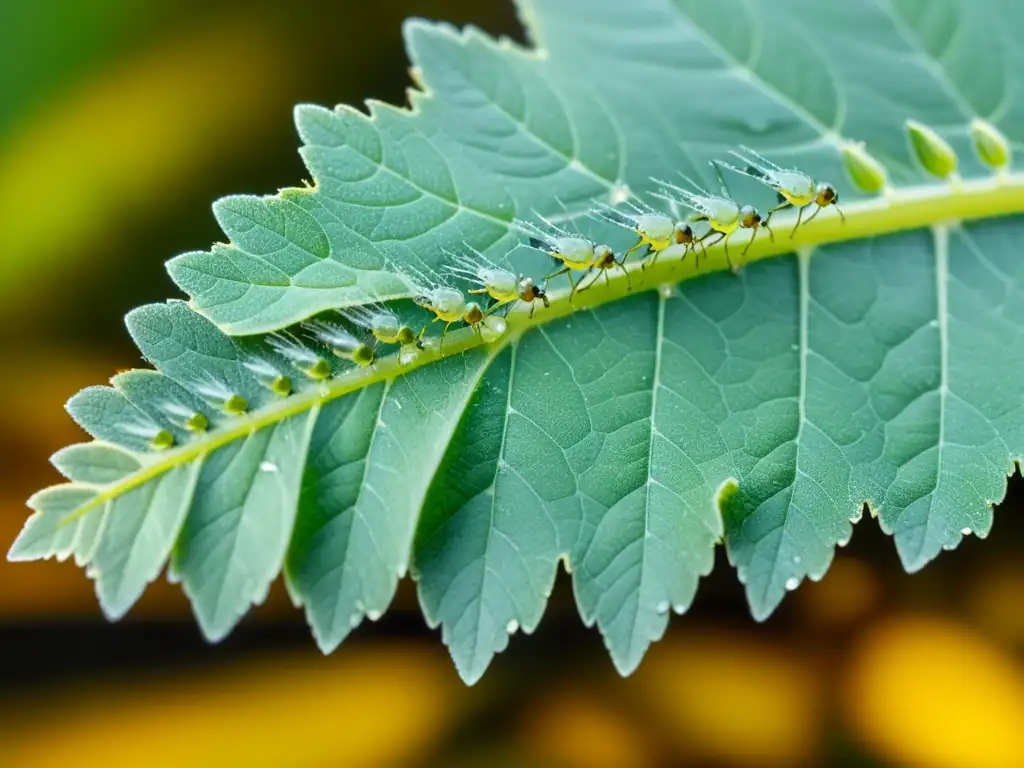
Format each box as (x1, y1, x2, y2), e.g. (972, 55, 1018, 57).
(120, 417, 165, 440)
(587, 202, 636, 230)
(625, 196, 658, 215)
(651, 180, 708, 217)
(674, 169, 715, 199)
(718, 157, 775, 186)
(734, 145, 785, 172)
(710, 159, 737, 199)
(243, 354, 284, 380)
(159, 400, 196, 421)
(534, 209, 574, 238)
(268, 331, 323, 366)
(303, 318, 363, 349)
(335, 303, 379, 329)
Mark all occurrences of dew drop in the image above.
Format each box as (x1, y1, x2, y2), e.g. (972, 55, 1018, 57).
(837, 535, 851, 548)
(960, 527, 972, 536)
(792, 555, 802, 565)
(655, 600, 670, 615)
(259, 461, 279, 473)
(658, 283, 674, 299)
(367, 609, 382, 621)
(348, 613, 361, 628)
(399, 346, 420, 366)
(784, 577, 800, 591)
(506, 619, 519, 634)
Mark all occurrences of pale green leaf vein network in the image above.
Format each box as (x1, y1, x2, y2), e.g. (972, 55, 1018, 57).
(13, 0, 1024, 686)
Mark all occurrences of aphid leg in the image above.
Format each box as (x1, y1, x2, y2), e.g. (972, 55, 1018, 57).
(802, 204, 822, 227)
(764, 200, 792, 227)
(544, 266, 569, 291)
(617, 261, 633, 292)
(565, 269, 580, 300)
(483, 299, 508, 317)
(789, 203, 808, 238)
(724, 237, 739, 273)
(621, 239, 646, 265)
(834, 205, 846, 224)
(575, 268, 595, 294)
(438, 321, 455, 353)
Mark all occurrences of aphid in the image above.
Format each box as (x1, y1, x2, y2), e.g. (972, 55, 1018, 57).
(724, 146, 844, 232)
(655, 172, 741, 269)
(193, 375, 248, 415)
(304, 320, 376, 367)
(398, 262, 476, 351)
(591, 202, 690, 266)
(121, 420, 175, 450)
(461, 301, 508, 342)
(576, 243, 632, 293)
(655, 162, 770, 268)
(514, 214, 600, 296)
(159, 401, 208, 432)
(267, 333, 333, 380)
(513, 276, 549, 318)
(443, 245, 519, 305)
(443, 244, 550, 318)
(338, 303, 418, 348)
(244, 356, 293, 396)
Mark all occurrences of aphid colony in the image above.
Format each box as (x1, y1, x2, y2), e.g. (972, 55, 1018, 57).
(133, 149, 842, 452)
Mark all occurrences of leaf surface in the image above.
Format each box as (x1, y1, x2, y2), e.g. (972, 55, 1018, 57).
(12, 0, 1024, 681)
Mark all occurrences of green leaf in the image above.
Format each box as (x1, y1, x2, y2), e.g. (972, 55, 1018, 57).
(12, 0, 1024, 683)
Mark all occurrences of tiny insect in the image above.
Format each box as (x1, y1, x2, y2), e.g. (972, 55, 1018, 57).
(399, 263, 476, 351)
(460, 300, 508, 341)
(304, 320, 376, 367)
(121, 419, 175, 450)
(576, 243, 632, 293)
(159, 401, 208, 432)
(244, 355, 293, 396)
(591, 202, 690, 267)
(268, 332, 334, 380)
(193, 374, 248, 415)
(655, 162, 771, 269)
(443, 245, 519, 305)
(513, 275, 549, 318)
(515, 214, 600, 296)
(444, 244, 549, 317)
(338, 303, 419, 348)
(724, 146, 844, 233)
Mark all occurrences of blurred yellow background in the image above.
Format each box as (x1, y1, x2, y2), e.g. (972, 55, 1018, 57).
(1, 2, 1021, 766)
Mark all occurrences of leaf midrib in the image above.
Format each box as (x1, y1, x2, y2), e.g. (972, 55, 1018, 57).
(55, 173, 1024, 529)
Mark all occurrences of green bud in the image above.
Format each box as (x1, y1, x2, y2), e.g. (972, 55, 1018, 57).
(905, 119, 958, 179)
(185, 412, 208, 432)
(223, 394, 248, 416)
(842, 141, 888, 194)
(150, 429, 175, 451)
(970, 118, 1011, 170)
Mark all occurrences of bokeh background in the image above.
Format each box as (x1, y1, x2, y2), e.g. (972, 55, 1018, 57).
(1, 2, 1022, 766)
